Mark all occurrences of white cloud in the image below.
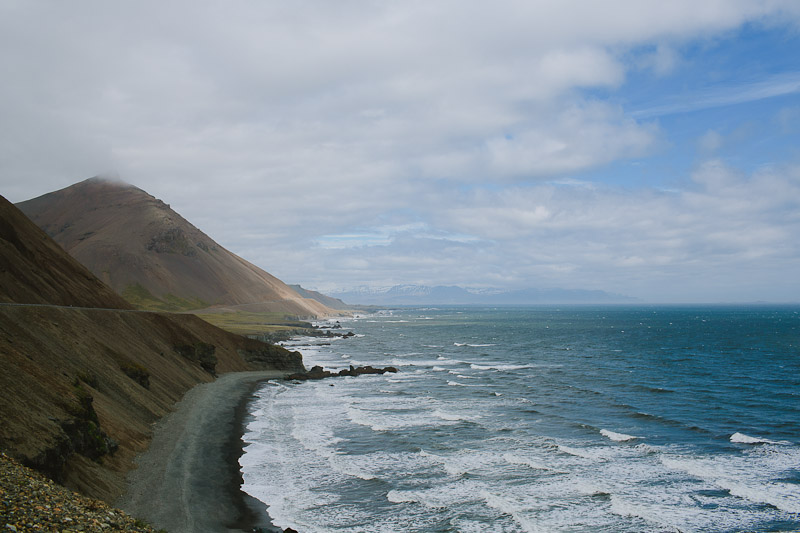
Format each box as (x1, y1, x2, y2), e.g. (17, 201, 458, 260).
(697, 130, 724, 153)
(279, 162, 800, 301)
(2, 1, 800, 301)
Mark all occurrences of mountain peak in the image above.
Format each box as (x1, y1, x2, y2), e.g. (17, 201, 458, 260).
(17, 178, 335, 316)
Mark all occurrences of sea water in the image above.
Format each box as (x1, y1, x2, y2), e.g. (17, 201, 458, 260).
(240, 306, 800, 532)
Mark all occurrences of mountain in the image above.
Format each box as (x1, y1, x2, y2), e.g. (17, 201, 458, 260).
(288, 284, 353, 310)
(17, 177, 334, 317)
(0, 189, 131, 309)
(0, 193, 303, 502)
(329, 284, 636, 305)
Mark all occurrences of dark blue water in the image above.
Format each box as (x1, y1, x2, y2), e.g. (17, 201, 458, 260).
(241, 306, 800, 532)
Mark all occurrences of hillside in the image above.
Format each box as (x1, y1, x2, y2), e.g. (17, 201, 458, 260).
(0, 194, 304, 502)
(0, 190, 131, 309)
(17, 177, 334, 317)
(288, 284, 353, 310)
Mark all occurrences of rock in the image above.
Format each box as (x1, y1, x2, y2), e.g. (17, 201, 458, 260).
(286, 365, 398, 381)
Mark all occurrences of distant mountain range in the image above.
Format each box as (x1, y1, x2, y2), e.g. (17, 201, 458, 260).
(328, 284, 636, 305)
(17, 177, 336, 317)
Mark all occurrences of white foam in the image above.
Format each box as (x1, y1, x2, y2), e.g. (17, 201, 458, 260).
(470, 363, 531, 371)
(433, 410, 473, 422)
(448, 380, 466, 386)
(661, 452, 800, 514)
(730, 432, 779, 445)
(609, 495, 689, 531)
(503, 453, 556, 472)
(481, 491, 541, 533)
(387, 490, 421, 504)
(557, 445, 608, 461)
(601, 429, 639, 442)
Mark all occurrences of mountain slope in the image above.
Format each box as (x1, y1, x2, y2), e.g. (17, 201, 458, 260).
(0, 193, 304, 502)
(288, 284, 353, 310)
(0, 192, 131, 309)
(17, 177, 333, 317)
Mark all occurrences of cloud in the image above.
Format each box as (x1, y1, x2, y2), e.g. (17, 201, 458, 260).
(282, 161, 800, 302)
(697, 130, 724, 153)
(632, 71, 800, 118)
(2, 1, 800, 301)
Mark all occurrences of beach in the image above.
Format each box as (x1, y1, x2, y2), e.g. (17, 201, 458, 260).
(117, 371, 288, 533)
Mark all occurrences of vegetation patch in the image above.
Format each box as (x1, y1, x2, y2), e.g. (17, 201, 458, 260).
(195, 311, 314, 336)
(73, 371, 99, 389)
(27, 384, 122, 481)
(122, 283, 208, 311)
(119, 361, 150, 389)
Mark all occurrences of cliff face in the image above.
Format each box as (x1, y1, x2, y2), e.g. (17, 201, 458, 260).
(17, 177, 334, 317)
(0, 194, 303, 502)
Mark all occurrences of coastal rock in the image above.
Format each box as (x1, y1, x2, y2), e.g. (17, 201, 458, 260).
(286, 365, 398, 381)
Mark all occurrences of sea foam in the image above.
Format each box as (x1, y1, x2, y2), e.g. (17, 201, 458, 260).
(600, 429, 639, 442)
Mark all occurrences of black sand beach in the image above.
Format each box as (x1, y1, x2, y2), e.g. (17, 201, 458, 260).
(116, 371, 288, 533)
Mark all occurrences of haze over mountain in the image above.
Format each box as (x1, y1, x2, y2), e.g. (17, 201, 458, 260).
(17, 177, 334, 317)
(329, 285, 635, 306)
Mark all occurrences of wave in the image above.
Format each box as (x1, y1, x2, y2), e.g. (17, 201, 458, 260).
(609, 495, 683, 531)
(730, 432, 780, 445)
(557, 444, 608, 461)
(454, 342, 497, 347)
(661, 455, 800, 514)
(600, 429, 639, 442)
(470, 363, 531, 371)
(503, 453, 560, 472)
(433, 410, 472, 422)
(387, 489, 419, 504)
(447, 380, 481, 388)
(387, 488, 452, 509)
(480, 491, 541, 533)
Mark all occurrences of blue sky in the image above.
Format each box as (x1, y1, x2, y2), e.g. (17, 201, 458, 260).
(1, 1, 799, 302)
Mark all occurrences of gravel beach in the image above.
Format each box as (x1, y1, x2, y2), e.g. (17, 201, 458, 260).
(116, 371, 289, 533)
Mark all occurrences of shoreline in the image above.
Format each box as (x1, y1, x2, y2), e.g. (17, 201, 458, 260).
(116, 371, 288, 533)
(228, 377, 282, 532)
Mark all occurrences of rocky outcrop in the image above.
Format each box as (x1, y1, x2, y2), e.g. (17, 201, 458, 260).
(286, 364, 398, 381)
(238, 345, 305, 372)
(173, 342, 218, 374)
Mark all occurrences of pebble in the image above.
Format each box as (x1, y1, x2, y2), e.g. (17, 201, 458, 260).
(0, 453, 160, 532)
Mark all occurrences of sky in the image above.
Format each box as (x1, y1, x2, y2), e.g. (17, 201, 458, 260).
(2, 1, 800, 303)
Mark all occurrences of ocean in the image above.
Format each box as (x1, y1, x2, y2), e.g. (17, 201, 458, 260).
(239, 306, 800, 532)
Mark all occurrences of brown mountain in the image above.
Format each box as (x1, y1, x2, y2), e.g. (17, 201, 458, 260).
(0, 193, 303, 502)
(0, 187, 131, 309)
(288, 284, 354, 311)
(17, 177, 334, 316)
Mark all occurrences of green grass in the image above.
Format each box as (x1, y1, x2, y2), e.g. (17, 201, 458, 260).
(122, 283, 209, 312)
(193, 311, 312, 336)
